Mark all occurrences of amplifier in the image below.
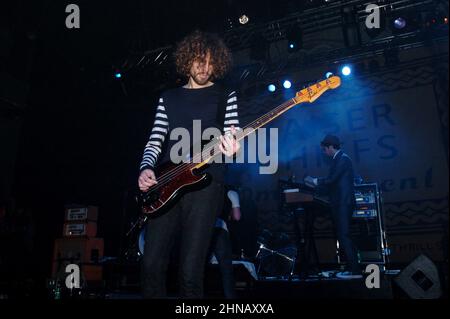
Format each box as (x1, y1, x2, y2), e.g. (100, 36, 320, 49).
(353, 208, 377, 218)
(52, 237, 104, 281)
(355, 191, 376, 204)
(53, 237, 104, 263)
(353, 186, 378, 218)
(338, 183, 388, 266)
(63, 221, 97, 237)
(65, 206, 98, 222)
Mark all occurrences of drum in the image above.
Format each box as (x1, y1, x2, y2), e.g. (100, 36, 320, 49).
(138, 228, 146, 255)
(256, 244, 297, 278)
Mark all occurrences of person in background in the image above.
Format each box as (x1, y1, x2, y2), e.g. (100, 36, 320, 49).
(305, 134, 361, 279)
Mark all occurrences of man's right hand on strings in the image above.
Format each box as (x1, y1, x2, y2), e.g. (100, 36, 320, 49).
(138, 168, 158, 191)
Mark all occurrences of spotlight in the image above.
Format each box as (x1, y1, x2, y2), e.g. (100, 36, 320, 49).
(392, 13, 422, 34)
(239, 14, 249, 25)
(283, 80, 292, 89)
(341, 65, 352, 76)
(286, 26, 303, 53)
(325, 72, 334, 79)
(268, 84, 276, 92)
(394, 17, 406, 29)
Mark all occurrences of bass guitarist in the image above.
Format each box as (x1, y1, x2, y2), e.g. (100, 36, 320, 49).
(137, 30, 241, 298)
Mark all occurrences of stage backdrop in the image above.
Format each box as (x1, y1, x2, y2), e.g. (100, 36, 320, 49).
(230, 58, 449, 264)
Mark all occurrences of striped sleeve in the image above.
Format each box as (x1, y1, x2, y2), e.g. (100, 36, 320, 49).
(223, 90, 241, 133)
(140, 97, 169, 171)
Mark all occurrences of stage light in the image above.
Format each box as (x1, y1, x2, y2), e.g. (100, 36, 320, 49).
(394, 17, 406, 29)
(391, 13, 422, 34)
(341, 66, 352, 76)
(325, 72, 334, 79)
(283, 80, 292, 89)
(239, 14, 249, 25)
(114, 72, 122, 79)
(286, 26, 303, 53)
(268, 84, 276, 92)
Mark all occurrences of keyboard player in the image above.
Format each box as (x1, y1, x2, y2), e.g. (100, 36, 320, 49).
(304, 134, 362, 279)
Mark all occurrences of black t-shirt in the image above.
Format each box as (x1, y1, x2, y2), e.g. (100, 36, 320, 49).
(140, 84, 240, 182)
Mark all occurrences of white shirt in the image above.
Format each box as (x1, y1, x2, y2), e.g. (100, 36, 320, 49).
(333, 149, 341, 160)
(215, 190, 240, 232)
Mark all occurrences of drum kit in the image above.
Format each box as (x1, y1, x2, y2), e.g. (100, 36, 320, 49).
(254, 229, 298, 278)
(125, 226, 297, 279)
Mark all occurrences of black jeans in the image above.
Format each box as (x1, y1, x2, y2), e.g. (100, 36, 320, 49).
(331, 204, 361, 273)
(142, 181, 224, 298)
(210, 228, 236, 299)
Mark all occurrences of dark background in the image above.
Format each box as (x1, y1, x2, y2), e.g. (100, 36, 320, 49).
(0, 0, 448, 298)
(1, 0, 307, 296)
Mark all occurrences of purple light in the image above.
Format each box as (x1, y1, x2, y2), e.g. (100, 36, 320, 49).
(394, 17, 406, 29)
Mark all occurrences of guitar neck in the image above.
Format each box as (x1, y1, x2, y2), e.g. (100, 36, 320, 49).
(191, 98, 301, 169)
(191, 76, 341, 169)
(238, 98, 299, 141)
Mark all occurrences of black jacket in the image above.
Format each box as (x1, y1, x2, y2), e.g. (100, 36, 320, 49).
(318, 151, 356, 207)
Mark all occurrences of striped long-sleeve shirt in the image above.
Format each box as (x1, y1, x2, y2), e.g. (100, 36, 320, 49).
(140, 85, 240, 171)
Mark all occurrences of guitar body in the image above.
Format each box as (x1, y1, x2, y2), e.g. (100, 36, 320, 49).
(140, 161, 211, 217)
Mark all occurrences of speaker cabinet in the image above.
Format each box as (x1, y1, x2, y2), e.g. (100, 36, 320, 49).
(394, 254, 442, 299)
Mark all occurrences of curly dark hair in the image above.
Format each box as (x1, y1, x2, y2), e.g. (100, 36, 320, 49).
(174, 30, 232, 80)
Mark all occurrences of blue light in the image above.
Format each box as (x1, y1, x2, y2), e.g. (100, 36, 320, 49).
(283, 80, 292, 89)
(114, 72, 122, 79)
(394, 17, 406, 29)
(325, 72, 334, 79)
(341, 65, 352, 76)
(289, 43, 295, 49)
(268, 84, 276, 92)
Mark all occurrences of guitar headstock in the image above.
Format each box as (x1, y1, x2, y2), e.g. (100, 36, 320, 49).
(293, 76, 341, 104)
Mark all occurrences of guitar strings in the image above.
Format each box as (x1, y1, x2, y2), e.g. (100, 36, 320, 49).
(144, 98, 297, 193)
(142, 98, 297, 195)
(143, 77, 333, 194)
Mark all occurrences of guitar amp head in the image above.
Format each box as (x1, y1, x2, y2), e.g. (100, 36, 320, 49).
(63, 221, 97, 237)
(65, 206, 98, 222)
